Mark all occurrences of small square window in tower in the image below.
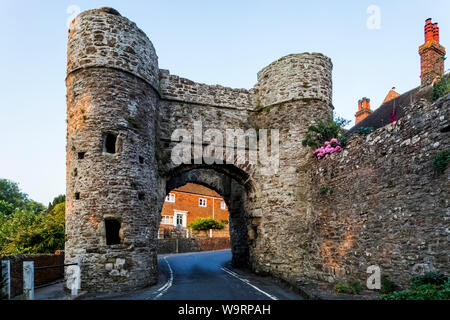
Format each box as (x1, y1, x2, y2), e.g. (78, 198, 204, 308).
(105, 219, 121, 245)
(104, 133, 117, 154)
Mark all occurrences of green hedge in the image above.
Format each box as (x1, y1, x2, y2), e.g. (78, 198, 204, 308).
(188, 218, 225, 231)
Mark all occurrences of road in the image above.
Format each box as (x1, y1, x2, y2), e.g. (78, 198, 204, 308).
(112, 250, 303, 300)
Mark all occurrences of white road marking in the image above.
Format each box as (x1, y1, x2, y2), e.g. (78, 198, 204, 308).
(152, 257, 173, 300)
(221, 267, 279, 300)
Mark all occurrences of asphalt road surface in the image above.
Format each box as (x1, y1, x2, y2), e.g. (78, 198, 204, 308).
(110, 249, 303, 300)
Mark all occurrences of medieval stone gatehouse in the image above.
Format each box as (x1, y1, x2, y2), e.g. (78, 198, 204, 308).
(65, 8, 449, 294)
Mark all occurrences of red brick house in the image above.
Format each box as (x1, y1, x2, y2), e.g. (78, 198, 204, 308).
(158, 183, 230, 238)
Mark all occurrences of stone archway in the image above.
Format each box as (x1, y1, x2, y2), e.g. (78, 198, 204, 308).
(164, 165, 252, 268)
(65, 8, 333, 294)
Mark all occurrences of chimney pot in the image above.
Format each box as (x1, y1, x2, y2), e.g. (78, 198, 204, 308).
(420, 18, 445, 86)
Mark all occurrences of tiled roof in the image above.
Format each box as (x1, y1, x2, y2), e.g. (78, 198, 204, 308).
(348, 85, 433, 134)
(172, 182, 222, 198)
(383, 88, 401, 103)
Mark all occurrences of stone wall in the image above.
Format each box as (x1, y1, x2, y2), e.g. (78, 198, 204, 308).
(1, 253, 65, 298)
(157, 238, 231, 254)
(160, 69, 253, 110)
(306, 94, 450, 287)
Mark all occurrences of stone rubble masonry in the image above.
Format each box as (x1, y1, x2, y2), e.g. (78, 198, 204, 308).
(254, 53, 333, 108)
(309, 94, 450, 287)
(65, 7, 449, 294)
(157, 238, 231, 254)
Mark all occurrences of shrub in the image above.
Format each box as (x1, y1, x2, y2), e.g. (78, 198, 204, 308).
(410, 272, 447, 289)
(334, 282, 351, 294)
(333, 281, 361, 295)
(302, 116, 350, 149)
(431, 74, 450, 102)
(432, 150, 450, 174)
(380, 273, 449, 300)
(188, 218, 224, 231)
(380, 282, 450, 300)
(381, 275, 396, 294)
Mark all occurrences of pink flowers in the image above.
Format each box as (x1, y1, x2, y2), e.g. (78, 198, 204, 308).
(313, 138, 342, 159)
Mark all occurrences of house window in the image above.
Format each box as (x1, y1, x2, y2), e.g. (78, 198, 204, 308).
(174, 210, 187, 227)
(105, 219, 121, 245)
(165, 193, 175, 203)
(161, 215, 174, 225)
(176, 214, 183, 226)
(199, 198, 207, 207)
(221, 201, 226, 210)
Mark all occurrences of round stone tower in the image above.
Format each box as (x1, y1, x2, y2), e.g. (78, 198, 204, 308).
(65, 8, 160, 293)
(249, 53, 333, 282)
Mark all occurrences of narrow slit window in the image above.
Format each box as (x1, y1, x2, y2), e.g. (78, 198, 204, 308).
(105, 219, 121, 245)
(104, 133, 117, 154)
(75, 192, 80, 200)
(139, 156, 144, 164)
(78, 152, 85, 159)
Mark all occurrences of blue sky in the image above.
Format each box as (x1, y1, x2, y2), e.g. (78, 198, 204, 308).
(0, 0, 448, 205)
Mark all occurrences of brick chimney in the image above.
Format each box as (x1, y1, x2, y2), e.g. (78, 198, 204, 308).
(419, 18, 446, 86)
(355, 97, 372, 124)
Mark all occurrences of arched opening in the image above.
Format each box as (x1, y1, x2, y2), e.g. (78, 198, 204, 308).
(160, 164, 253, 269)
(158, 182, 230, 240)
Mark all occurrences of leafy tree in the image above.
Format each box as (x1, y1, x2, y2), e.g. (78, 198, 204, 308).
(0, 179, 28, 216)
(0, 179, 65, 255)
(0, 209, 41, 255)
(0, 203, 65, 255)
(47, 194, 65, 213)
(0, 179, 45, 216)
